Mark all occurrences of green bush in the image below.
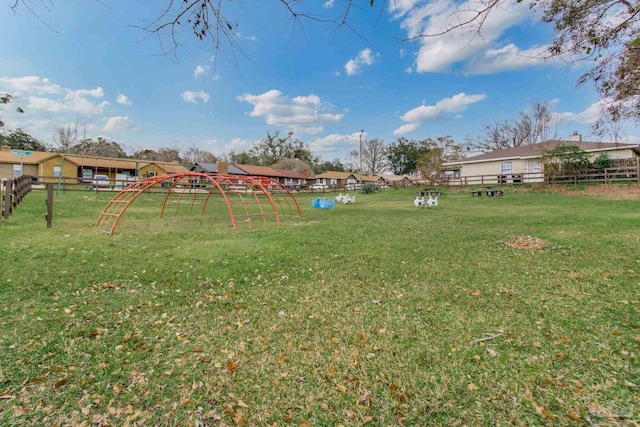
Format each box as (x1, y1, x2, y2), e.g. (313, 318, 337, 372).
(361, 183, 381, 194)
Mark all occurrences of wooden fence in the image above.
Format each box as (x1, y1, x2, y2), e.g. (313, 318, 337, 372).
(1, 175, 33, 228)
(441, 166, 639, 187)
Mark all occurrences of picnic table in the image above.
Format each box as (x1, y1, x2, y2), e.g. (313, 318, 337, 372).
(472, 189, 504, 197)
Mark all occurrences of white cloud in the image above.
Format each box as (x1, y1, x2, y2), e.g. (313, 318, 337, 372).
(181, 90, 210, 103)
(308, 132, 363, 155)
(72, 87, 104, 98)
(400, 105, 440, 123)
(237, 89, 344, 134)
(103, 116, 140, 132)
(390, 0, 544, 74)
(556, 100, 605, 125)
(0, 76, 63, 95)
(465, 44, 553, 74)
(207, 137, 256, 157)
(344, 48, 378, 76)
(194, 65, 209, 78)
(395, 92, 486, 135)
(235, 32, 257, 41)
(116, 93, 132, 105)
(435, 93, 487, 113)
(393, 123, 420, 136)
(25, 93, 109, 114)
(323, 0, 335, 8)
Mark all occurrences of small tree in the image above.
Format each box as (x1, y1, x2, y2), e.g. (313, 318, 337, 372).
(0, 128, 47, 151)
(591, 153, 612, 170)
(542, 145, 590, 177)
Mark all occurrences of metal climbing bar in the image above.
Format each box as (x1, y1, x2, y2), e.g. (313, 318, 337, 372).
(95, 173, 302, 235)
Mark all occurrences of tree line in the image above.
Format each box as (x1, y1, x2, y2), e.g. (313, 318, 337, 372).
(1, 99, 598, 177)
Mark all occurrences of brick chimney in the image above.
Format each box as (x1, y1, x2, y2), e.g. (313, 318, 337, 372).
(217, 161, 229, 175)
(568, 131, 582, 142)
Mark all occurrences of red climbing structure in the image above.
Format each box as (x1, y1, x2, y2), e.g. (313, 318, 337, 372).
(95, 173, 302, 235)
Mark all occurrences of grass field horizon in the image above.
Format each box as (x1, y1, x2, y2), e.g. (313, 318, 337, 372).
(1, 186, 638, 425)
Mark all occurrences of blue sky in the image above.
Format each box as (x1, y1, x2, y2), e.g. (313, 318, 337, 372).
(1, 0, 637, 163)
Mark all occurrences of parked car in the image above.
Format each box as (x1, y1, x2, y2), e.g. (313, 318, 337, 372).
(92, 174, 110, 188)
(309, 183, 328, 190)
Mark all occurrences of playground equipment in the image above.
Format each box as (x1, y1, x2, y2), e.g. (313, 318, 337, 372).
(414, 192, 439, 208)
(341, 194, 356, 204)
(312, 197, 336, 209)
(95, 173, 302, 235)
(334, 193, 355, 204)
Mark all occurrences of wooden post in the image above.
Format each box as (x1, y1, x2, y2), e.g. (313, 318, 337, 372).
(46, 183, 54, 228)
(3, 179, 12, 221)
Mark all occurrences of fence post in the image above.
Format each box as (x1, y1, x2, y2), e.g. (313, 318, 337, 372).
(0, 179, 3, 229)
(3, 179, 12, 221)
(46, 183, 54, 228)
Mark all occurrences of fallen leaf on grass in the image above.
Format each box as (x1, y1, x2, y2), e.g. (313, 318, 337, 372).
(54, 377, 68, 388)
(226, 361, 238, 374)
(567, 410, 581, 421)
(467, 383, 479, 391)
(534, 404, 557, 420)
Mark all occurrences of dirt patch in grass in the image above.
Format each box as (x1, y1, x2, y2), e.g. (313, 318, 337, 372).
(518, 183, 640, 199)
(507, 235, 547, 249)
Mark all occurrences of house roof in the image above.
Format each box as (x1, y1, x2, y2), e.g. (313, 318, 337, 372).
(234, 164, 288, 177)
(380, 174, 415, 182)
(0, 149, 194, 173)
(193, 162, 249, 175)
(64, 155, 141, 170)
(277, 169, 309, 179)
(314, 171, 357, 179)
(444, 140, 638, 166)
(147, 163, 191, 174)
(0, 150, 63, 165)
(362, 174, 385, 182)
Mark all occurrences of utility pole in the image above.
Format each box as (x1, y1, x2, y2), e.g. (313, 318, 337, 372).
(359, 129, 364, 188)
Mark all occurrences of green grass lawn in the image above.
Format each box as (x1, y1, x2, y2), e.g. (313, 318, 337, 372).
(1, 187, 638, 426)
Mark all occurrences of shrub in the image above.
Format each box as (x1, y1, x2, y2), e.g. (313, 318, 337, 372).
(361, 183, 380, 194)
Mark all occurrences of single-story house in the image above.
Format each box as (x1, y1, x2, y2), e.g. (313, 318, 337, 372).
(359, 174, 388, 187)
(442, 138, 639, 185)
(0, 149, 79, 183)
(191, 162, 249, 175)
(380, 174, 417, 187)
(313, 171, 359, 188)
(277, 169, 310, 188)
(0, 146, 190, 186)
(233, 164, 288, 182)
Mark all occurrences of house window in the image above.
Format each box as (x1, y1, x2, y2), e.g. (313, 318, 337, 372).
(53, 166, 62, 178)
(13, 164, 22, 177)
(147, 171, 157, 177)
(82, 168, 93, 183)
(501, 162, 513, 175)
(330, 178, 337, 185)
